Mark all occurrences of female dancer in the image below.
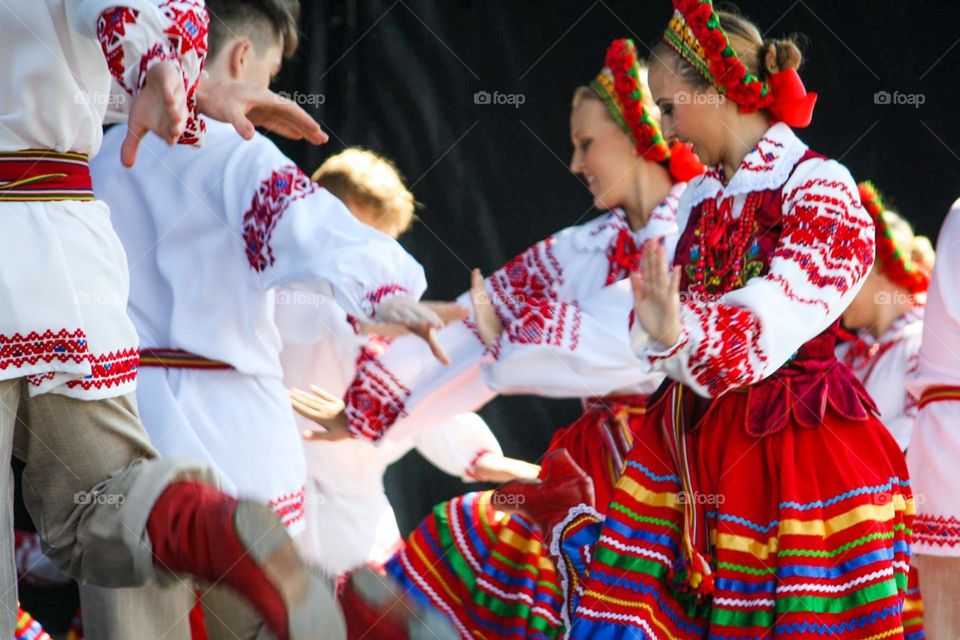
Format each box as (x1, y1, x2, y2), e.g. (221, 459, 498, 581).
(301, 39, 703, 639)
(567, 3, 914, 638)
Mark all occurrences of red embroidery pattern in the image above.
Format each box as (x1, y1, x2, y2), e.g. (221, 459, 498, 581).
(345, 347, 411, 441)
(96, 2, 209, 144)
(740, 137, 785, 172)
(913, 514, 960, 549)
(0, 329, 90, 370)
(65, 348, 140, 391)
(687, 301, 766, 396)
(97, 8, 139, 89)
(366, 285, 410, 306)
(242, 166, 317, 272)
(268, 486, 306, 529)
(489, 238, 582, 348)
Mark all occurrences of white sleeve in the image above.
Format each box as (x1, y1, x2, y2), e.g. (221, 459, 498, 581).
(224, 139, 427, 320)
(71, 0, 208, 143)
(343, 304, 496, 442)
(341, 231, 581, 442)
(482, 279, 657, 397)
(640, 158, 874, 398)
(414, 413, 503, 482)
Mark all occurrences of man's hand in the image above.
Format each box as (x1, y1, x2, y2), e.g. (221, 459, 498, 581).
(197, 76, 328, 144)
(122, 61, 187, 167)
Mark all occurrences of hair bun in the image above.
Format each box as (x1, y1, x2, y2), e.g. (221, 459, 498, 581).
(762, 39, 802, 76)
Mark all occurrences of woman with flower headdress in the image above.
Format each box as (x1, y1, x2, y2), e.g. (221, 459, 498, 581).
(295, 39, 704, 639)
(564, 2, 915, 638)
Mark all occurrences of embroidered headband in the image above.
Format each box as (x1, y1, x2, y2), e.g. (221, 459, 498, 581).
(858, 181, 931, 296)
(590, 38, 704, 182)
(662, 0, 817, 127)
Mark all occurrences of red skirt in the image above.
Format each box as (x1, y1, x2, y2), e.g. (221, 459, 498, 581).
(383, 394, 650, 639)
(570, 382, 916, 639)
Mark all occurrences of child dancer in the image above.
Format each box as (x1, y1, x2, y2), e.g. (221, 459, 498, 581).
(280, 148, 539, 577)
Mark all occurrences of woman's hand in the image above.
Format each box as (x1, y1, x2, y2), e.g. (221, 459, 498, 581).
(469, 269, 503, 348)
(290, 385, 350, 441)
(631, 239, 682, 347)
(375, 297, 451, 364)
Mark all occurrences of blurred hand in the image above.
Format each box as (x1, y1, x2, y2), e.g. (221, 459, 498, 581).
(469, 269, 503, 348)
(631, 240, 681, 347)
(197, 76, 329, 144)
(290, 385, 351, 441)
(376, 297, 450, 364)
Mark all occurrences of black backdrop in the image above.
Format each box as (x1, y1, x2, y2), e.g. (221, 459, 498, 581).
(271, 0, 960, 534)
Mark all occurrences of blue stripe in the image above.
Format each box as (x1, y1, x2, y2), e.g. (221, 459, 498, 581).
(625, 460, 681, 484)
(777, 546, 894, 579)
(604, 515, 679, 552)
(779, 477, 910, 511)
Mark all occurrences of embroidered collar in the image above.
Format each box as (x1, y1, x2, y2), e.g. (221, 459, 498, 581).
(574, 182, 684, 252)
(681, 122, 809, 214)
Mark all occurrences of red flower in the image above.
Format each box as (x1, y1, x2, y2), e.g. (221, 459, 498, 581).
(701, 29, 727, 55)
(688, 3, 713, 32)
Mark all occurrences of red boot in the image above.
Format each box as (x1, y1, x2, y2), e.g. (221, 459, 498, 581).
(493, 448, 595, 542)
(339, 568, 457, 640)
(147, 481, 344, 640)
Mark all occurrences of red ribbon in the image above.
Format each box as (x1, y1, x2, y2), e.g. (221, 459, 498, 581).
(667, 140, 706, 183)
(767, 68, 818, 128)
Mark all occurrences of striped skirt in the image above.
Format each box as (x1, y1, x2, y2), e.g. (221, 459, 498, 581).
(569, 385, 917, 639)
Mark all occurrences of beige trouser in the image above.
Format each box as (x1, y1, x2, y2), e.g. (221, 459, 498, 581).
(914, 554, 960, 640)
(1, 378, 218, 637)
(81, 580, 267, 640)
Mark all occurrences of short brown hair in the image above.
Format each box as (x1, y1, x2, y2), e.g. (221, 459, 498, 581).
(206, 0, 300, 60)
(312, 148, 417, 237)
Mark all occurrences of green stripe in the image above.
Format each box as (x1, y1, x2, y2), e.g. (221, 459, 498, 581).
(609, 503, 682, 533)
(778, 530, 895, 558)
(716, 561, 776, 576)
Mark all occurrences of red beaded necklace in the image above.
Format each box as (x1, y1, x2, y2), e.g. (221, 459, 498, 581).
(690, 191, 762, 295)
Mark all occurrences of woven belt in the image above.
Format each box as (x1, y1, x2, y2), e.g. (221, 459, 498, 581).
(139, 349, 232, 370)
(0, 150, 94, 201)
(918, 385, 960, 409)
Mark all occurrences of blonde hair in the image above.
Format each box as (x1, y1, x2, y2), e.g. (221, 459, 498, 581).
(312, 148, 416, 237)
(883, 210, 936, 273)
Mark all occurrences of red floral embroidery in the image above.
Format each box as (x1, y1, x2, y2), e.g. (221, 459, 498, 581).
(243, 166, 317, 272)
(345, 347, 411, 441)
(913, 514, 960, 549)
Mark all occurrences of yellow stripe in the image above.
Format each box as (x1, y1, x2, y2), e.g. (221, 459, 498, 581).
(860, 628, 903, 640)
(714, 497, 913, 560)
(409, 536, 464, 607)
(0, 149, 88, 161)
(498, 528, 555, 572)
(582, 590, 680, 640)
(0, 194, 93, 201)
(618, 474, 684, 511)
